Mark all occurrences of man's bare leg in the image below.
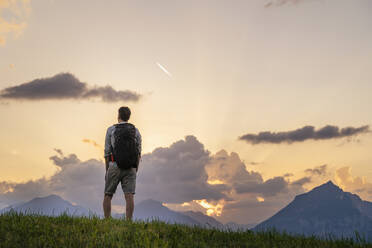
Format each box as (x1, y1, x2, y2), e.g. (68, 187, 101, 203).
(103, 194, 113, 218)
(124, 193, 134, 220)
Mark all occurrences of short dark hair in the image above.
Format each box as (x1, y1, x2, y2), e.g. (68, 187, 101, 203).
(118, 106, 131, 121)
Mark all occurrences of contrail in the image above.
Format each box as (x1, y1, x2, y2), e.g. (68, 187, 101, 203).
(264, 0, 314, 8)
(156, 62, 172, 78)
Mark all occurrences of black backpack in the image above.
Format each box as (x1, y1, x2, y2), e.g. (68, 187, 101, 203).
(111, 123, 140, 169)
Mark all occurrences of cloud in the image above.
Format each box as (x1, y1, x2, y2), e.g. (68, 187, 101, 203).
(205, 150, 306, 197)
(291, 176, 311, 186)
(305, 164, 327, 176)
(82, 139, 102, 149)
(49, 153, 80, 167)
(334, 167, 372, 201)
(0, 73, 142, 103)
(239, 125, 370, 145)
(0, 151, 104, 211)
(206, 150, 262, 192)
(0, 136, 229, 212)
(286, 164, 329, 187)
(54, 148, 63, 156)
(0, 0, 30, 46)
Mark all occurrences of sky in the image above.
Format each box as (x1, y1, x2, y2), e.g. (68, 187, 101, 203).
(0, 0, 372, 224)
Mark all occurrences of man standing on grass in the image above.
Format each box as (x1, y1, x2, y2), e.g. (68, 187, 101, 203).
(103, 106, 142, 220)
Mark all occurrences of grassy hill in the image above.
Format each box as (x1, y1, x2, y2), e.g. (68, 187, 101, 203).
(0, 212, 371, 248)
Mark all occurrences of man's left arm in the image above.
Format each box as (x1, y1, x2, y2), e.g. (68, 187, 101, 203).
(135, 128, 142, 172)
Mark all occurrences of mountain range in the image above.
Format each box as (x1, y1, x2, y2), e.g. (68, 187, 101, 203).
(0, 195, 250, 230)
(2, 180, 372, 240)
(114, 198, 254, 230)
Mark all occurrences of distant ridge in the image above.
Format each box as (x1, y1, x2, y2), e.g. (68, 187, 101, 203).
(254, 181, 372, 241)
(1, 195, 254, 231)
(1, 194, 92, 217)
(132, 199, 204, 227)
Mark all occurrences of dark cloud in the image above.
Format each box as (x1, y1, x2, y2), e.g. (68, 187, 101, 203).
(0, 73, 141, 103)
(291, 177, 311, 186)
(285, 164, 328, 188)
(305, 164, 327, 176)
(49, 153, 80, 167)
(82, 139, 102, 148)
(54, 148, 63, 156)
(235, 177, 290, 197)
(239, 125, 370, 145)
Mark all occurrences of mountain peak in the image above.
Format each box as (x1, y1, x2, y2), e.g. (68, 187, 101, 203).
(30, 194, 67, 204)
(325, 180, 337, 186)
(1, 194, 90, 217)
(43, 194, 65, 201)
(313, 180, 342, 192)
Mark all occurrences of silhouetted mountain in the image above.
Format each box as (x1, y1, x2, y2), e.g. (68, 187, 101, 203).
(1, 194, 93, 217)
(254, 181, 372, 240)
(132, 199, 254, 230)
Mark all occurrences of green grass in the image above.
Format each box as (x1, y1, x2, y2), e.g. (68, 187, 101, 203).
(0, 212, 371, 248)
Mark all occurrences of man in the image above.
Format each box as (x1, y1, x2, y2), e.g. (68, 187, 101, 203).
(103, 106, 142, 220)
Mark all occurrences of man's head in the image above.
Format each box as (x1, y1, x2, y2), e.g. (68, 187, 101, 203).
(118, 106, 131, 122)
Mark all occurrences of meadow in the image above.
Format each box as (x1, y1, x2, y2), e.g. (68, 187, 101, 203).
(0, 212, 371, 248)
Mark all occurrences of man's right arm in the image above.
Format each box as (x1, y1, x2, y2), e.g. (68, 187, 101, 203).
(104, 126, 113, 172)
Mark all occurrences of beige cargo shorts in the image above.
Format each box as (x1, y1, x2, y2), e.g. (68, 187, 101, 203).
(104, 161, 137, 196)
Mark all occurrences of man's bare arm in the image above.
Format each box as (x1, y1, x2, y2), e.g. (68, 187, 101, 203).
(136, 154, 141, 172)
(105, 156, 110, 172)
(136, 128, 142, 173)
(104, 126, 113, 172)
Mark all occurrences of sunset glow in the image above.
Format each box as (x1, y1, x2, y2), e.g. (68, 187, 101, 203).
(194, 199, 224, 216)
(207, 179, 224, 185)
